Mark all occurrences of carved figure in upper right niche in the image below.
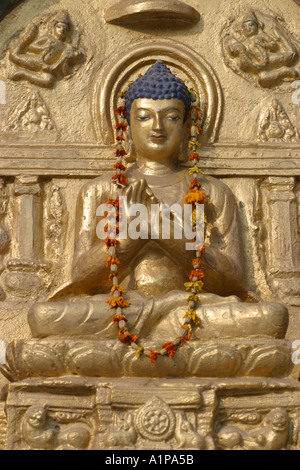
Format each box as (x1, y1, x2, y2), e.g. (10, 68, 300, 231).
(222, 10, 299, 88)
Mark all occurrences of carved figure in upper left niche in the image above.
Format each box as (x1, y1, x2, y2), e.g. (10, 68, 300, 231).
(8, 10, 85, 88)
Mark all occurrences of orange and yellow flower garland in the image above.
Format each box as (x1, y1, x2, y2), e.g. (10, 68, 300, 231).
(104, 89, 206, 363)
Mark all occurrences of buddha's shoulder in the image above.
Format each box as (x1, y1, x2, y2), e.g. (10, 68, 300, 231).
(77, 172, 115, 199)
(184, 171, 235, 202)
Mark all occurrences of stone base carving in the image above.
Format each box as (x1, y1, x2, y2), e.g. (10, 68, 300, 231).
(4, 377, 300, 450)
(1, 337, 292, 381)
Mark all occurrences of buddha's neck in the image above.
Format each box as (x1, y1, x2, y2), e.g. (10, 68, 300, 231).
(136, 157, 180, 176)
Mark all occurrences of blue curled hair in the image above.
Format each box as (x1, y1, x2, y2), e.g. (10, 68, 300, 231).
(125, 60, 191, 125)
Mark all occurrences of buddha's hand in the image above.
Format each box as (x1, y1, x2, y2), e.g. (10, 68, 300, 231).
(123, 178, 159, 212)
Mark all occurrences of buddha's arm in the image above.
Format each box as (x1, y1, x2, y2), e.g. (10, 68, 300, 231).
(203, 180, 245, 296)
(71, 178, 146, 292)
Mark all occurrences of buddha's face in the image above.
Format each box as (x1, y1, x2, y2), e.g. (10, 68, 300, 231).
(130, 98, 185, 164)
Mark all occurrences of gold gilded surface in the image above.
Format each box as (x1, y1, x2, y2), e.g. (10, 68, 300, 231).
(0, 0, 299, 451)
(105, 0, 200, 26)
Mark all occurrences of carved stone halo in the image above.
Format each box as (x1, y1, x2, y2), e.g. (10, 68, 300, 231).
(135, 397, 175, 442)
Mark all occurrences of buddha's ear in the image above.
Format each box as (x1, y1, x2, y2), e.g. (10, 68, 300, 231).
(124, 125, 137, 163)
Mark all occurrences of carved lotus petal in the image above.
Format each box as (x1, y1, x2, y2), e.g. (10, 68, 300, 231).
(189, 344, 242, 377)
(66, 343, 120, 377)
(244, 345, 292, 377)
(22, 342, 64, 378)
(122, 347, 187, 378)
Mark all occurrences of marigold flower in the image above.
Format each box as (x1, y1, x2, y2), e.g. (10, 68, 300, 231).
(112, 173, 128, 186)
(135, 346, 144, 358)
(198, 246, 206, 257)
(184, 189, 206, 205)
(189, 269, 205, 282)
(190, 179, 202, 190)
(115, 148, 127, 158)
(106, 296, 131, 309)
(189, 153, 200, 162)
(104, 223, 119, 235)
(178, 325, 192, 346)
(119, 328, 138, 345)
(115, 122, 127, 132)
(116, 136, 125, 142)
(188, 140, 200, 150)
(184, 281, 204, 293)
(112, 314, 128, 324)
(189, 167, 203, 175)
(184, 309, 201, 326)
(161, 342, 178, 359)
(109, 273, 119, 283)
(105, 199, 120, 208)
(106, 256, 120, 269)
(105, 237, 120, 249)
(187, 294, 199, 303)
(115, 106, 127, 117)
(114, 162, 127, 172)
(195, 242, 205, 252)
(192, 258, 202, 267)
(149, 350, 160, 364)
(191, 106, 203, 121)
(111, 285, 124, 296)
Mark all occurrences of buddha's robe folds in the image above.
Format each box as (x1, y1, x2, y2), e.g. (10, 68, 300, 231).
(28, 167, 288, 341)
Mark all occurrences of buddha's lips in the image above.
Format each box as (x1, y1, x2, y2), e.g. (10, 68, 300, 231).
(151, 134, 167, 142)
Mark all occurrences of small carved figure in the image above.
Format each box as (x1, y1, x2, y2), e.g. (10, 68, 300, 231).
(9, 11, 85, 88)
(57, 425, 91, 450)
(104, 413, 137, 448)
(5, 92, 55, 132)
(175, 413, 206, 450)
(217, 408, 290, 450)
(22, 405, 91, 450)
(22, 406, 58, 450)
(223, 10, 299, 88)
(258, 99, 299, 143)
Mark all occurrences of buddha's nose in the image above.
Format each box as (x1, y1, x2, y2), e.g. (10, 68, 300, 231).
(152, 112, 165, 132)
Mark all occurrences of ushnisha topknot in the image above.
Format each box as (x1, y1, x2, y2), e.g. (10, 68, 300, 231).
(125, 60, 192, 125)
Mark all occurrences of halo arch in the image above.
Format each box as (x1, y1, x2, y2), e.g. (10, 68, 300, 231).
(91, 40, 223, 145)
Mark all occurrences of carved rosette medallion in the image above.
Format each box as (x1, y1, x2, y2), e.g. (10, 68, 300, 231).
(135, 398, 175, 442)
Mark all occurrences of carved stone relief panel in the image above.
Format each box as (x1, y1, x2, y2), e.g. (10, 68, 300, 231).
(216, 408, 290, 450)
(5, 91, 56, 133)
(5, 379, 300, 451)
(8, 10, 86, 89)
(261, 177, 300, 306)
(258, 99, 299, 143)
(221, 8, 300, 90)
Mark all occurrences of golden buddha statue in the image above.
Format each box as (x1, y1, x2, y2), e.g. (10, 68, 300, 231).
(27, 61, 288, 377)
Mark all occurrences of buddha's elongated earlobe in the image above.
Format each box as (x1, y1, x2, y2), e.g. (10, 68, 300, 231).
(124, 125, 137, 164)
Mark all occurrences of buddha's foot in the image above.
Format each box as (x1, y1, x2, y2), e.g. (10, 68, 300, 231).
(1, 337, 292, 381)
